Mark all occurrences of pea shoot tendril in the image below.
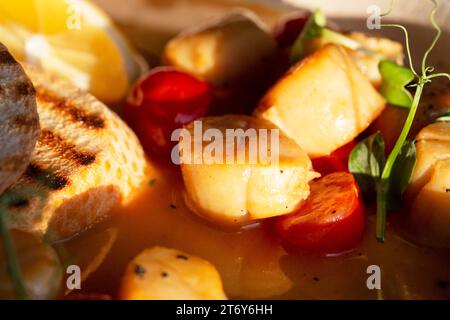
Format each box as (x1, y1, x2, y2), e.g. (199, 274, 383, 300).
(374, 0, 450, 242)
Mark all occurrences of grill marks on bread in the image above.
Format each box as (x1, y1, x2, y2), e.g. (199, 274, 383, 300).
(34, 84, 105, 130)
(22, 84, 103, 192)
(0, 49, 18, 65)
(24, 130, 98, 192)
(9, 114, 37, 129)
(39, 130, 96, 166)
(25, 163, 69, 191)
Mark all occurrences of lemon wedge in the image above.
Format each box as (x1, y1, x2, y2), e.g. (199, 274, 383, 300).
(0, 0, 145, 104)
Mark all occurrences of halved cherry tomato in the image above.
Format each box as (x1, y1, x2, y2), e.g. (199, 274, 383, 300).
(124, 67, 213, 156)
(311, 140, 358, 176)
(274, 172, 365, 254)
(272, 12, 310, 48)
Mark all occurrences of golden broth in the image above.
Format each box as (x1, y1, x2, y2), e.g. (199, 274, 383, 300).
(66, 161, 450, 300)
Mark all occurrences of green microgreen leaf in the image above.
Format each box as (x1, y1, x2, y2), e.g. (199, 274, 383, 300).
(290, 10, 371, 64)
(0, 199, 28, 300)
(0, 187, 49, 299)
(373, 0, 450, 242)
(348, 132, 386, 198)
(320, 28, 361, 50)
(387, 140, 417, 211)
(379, 60, 416, 108)
(290, 9, 326, 63)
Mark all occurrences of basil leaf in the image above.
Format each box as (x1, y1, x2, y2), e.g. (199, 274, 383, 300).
(436, 111, 450, 122)
(290, 10, 326, 63)
(379, 60, 415, 108)
(387, 140, 417, 210)
(348, 132, 386, 198)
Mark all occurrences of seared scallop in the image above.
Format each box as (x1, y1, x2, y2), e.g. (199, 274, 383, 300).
(119, 247, 227, 300)
(179, 115, 319, 226)
(405, 122, 450, 248)
(163, 11, 276, 86)
(299, 31, 404, 88)
(346, 32, 404, 88)
(255, 44, 386, 158)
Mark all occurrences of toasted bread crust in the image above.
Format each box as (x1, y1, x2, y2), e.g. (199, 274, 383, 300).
(4, 65, 147, 241)
(0, 43, 40, 195)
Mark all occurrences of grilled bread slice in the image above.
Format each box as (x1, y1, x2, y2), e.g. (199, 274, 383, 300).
(0, 43, 40, 195)
(3, 65, 147, 241)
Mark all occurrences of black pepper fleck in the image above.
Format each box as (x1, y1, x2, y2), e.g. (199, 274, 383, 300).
(446, 188, 450, 193)
(148, 179, 157, 186)
(8, 198, 29, 208)
(161, 272, 169, 278)
(176, 254, 189, 261)
(134, 264, 146, 278)
(313, 277, 320, 282)
(169, 204, 177, 209)
(331, 210, 337, 214)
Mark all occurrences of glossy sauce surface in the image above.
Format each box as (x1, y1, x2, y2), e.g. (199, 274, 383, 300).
(68, 161, 450, 300)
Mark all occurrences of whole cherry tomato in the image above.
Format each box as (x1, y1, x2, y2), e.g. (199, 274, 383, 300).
(124, 67, 213, 156)
(311, 140, 358, 176)
(274, 172, 365, 254)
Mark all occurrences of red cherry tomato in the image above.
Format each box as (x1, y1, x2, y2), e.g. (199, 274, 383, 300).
(273, 13, 310, 48)
(124, 67, 213, 155)
(311, 140, 358, 176)
(275, 172, 365, 254)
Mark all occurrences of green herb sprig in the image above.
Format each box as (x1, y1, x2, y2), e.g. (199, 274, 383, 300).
(290, 9, 362, 63)
(0, 187, 49, 299)
(350, 0, 450, 242)
(436, 111, 450, 122)
(0, 197, 28, 300)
